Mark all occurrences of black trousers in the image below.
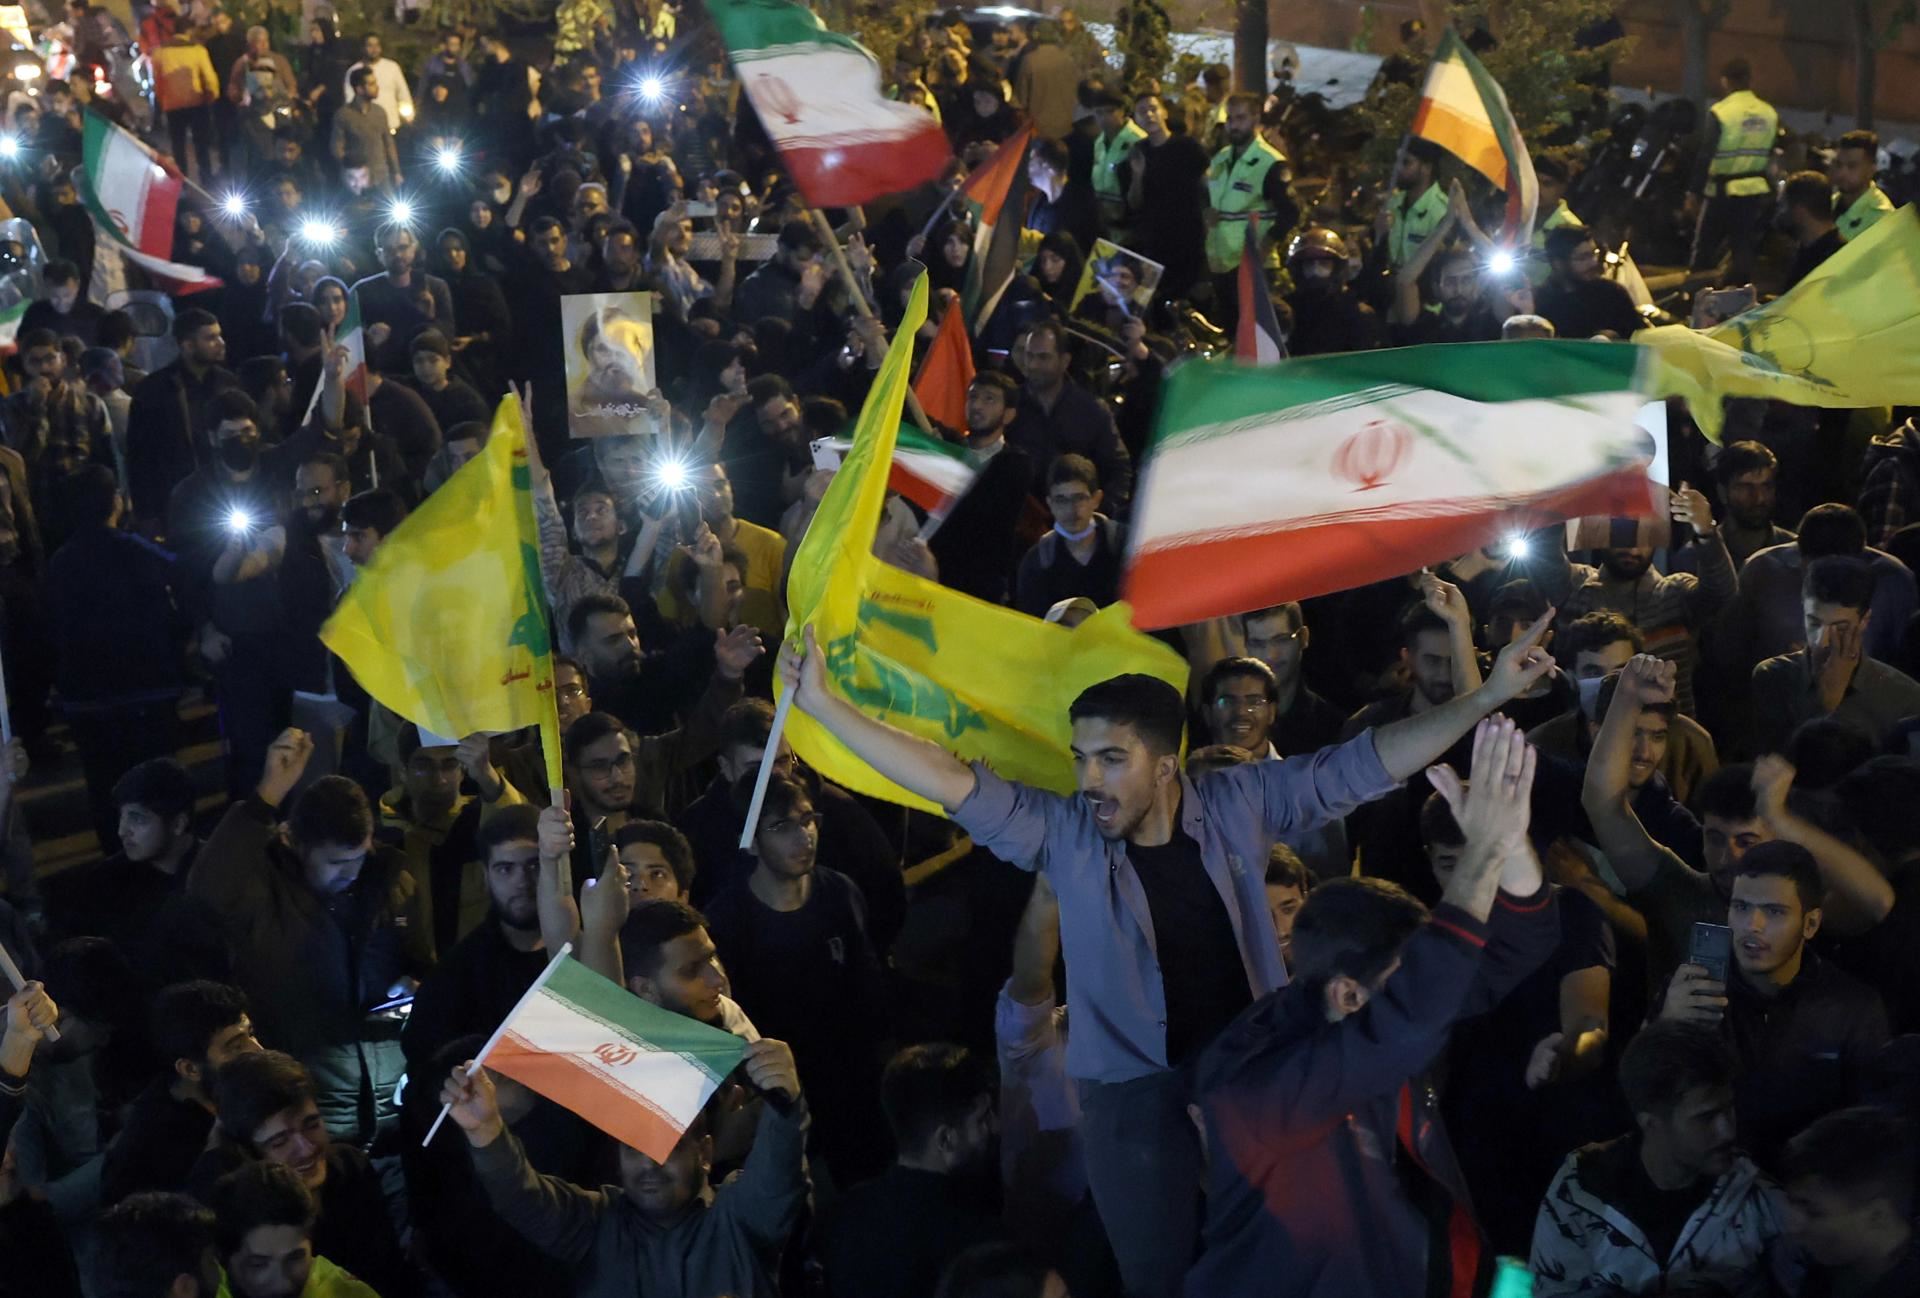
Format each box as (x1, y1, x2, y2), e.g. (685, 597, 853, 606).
(1691, 192, 1768, 287)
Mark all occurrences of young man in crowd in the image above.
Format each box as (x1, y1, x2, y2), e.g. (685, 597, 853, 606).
(1781, 1107, 1920, 1295)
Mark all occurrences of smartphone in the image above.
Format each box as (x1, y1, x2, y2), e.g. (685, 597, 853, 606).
(367, 992, 415, 1015)
(1689, 921, 1732, 984)
(684, 200, 716, 219)
(1691, 285, 1756, 328)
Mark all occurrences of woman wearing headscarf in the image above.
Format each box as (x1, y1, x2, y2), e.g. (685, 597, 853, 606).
(432, 227, 511, 384)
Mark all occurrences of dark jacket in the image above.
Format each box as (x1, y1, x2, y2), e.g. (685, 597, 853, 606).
(402, 917, 547, 1076)
(126, 359, 240, 520)
(1186, 886, 1562, 1298)
(817, 1164, 1004, 1298)
(99, 1076, 212, 1204)
(1005, 381, 1132, 513)
(187, 796, 434, 1143)
(1015, 515, 1124, 617)
(46, 523, 186, 706)
(927, 442, 1034, 605)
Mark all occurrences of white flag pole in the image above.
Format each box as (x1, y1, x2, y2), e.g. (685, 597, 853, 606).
(421, 941, 573, 1147)
(736, 686, 795, 851)
(0, 936, 58, 1042)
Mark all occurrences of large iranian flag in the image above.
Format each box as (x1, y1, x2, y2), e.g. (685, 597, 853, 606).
(80, 112, 182, 257)
(1123, 341, 1659, 627)
(1410, 30, 1537, 237)
(708, 0, 950, 209)
(482, 956, 747, 1161)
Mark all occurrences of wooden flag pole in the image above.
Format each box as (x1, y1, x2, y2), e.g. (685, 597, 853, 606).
(422, 941, 573, 1147)
(0, 936, 57, 1042)
(808, 209, 936, 436)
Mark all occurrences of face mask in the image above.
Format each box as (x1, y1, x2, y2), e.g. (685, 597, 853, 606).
(218, 439, 259, 472)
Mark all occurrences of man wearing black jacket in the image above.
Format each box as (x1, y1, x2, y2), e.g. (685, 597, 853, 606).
(928, 371, 1034, 605)
(127, 309, 238, 527)
(1188, 716, 1561, 1298)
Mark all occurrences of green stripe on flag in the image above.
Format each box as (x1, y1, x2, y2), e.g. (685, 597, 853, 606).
(1146, 340, 1647, 456)
(540, 959, 744, 1086)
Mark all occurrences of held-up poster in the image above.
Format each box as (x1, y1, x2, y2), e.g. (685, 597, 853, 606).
(562, 292, 661, 438)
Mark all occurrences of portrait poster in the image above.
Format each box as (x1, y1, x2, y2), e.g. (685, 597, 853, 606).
(562, 292, 661, 438)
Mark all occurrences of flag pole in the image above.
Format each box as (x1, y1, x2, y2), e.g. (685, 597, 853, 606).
(808, 209, 936, 436)
(0, 936, 58, 1043)
(736, 684, 796, 850)
(422, 940, 573, 1146)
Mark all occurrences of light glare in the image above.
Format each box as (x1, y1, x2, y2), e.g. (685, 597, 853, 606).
(1505, 534, 1530, 559)
(227, 508, 254, 533)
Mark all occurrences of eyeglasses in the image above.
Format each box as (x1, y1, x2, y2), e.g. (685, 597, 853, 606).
(556, 683, 587, 701)
(579, 751, 635, 777)
(1212, 695, 1273, 713)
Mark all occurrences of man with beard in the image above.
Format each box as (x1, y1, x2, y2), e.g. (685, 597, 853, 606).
(816, 1044, 1004, 1298)
(563, 591, 760, 740)
(1535, 227, 1644, 340)
(404, 806, 550, 1077)
(776, 597, 1559, 1298)
(1530, 1023, 1794, 1295)
(1551, 481, 1733, 716)
(1204, 93, 1297, 331)
(129, 309, 238, 526)
(1283, 227, 1382, 357)
(1674, 441, 1793, 574)
(1005, 322, 1130, 513)
(1186, 603, 1346, 758)
(929, 371, 1035, 604)
(351, 226, 452, 374)
(1392, 244, 1503, 345)
(439, 1033, 810, 1298)
(100, 980, 262, 1204)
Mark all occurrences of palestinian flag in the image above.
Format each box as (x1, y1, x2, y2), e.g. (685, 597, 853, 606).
(913, 301, 975, 432)
(80, 112, 182, 258)
(480, 956, 747, 1162)
(1235, 215, 1286, 363)
(958, 123, 1033, 328)
(1124, 341, 1659, 627)
(1410, 30, 1537, 237)
(821, 423, 980, 520)
(708, 0, 950, 209)
(299, 290, 367, 424)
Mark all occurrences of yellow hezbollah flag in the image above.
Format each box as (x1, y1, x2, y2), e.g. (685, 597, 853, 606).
(321, 396, 564, 794)
(782, 274, 1189, 814)
(1641, 204, 1920, 440)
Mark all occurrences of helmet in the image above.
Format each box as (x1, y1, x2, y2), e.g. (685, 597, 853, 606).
(1287, 226, 1350, 266)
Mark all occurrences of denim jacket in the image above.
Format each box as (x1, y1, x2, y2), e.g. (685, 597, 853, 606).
(951, 731, 1399, 1083)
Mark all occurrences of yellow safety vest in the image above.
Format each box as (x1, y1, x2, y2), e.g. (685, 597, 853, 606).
(1706, 90, 1778, 198)
(1092, 121, 1145, 217)
(1836, 183, 1895, 242)
(1205, 137, 1287, 273)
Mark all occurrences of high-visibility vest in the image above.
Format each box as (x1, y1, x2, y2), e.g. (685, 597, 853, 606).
(1205, 137, 1287, 273)
(1092, 121, 1145, 217)
(1836, 183, 1895, 242)
(1706, 90, 1778, 198)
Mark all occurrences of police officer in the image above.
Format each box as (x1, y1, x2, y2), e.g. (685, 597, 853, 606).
(1831, 128, 1896, 243)
(1687, 57, 1777, 285)
(1378, 137, 1449, 273)
(1087, 84, 1145, 243)
(1205, 92, 1299, 333)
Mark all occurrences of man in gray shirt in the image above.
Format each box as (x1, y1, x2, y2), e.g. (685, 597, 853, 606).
(1752, 555, 1920, 753)
(329, 67, 399, 192)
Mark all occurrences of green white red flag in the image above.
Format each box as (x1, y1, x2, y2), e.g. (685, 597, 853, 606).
(299, 290, 367, 424)
(959, 123, 1033, 328)
(480, 956, 747, 1162)
(1123, 341, 1659, 627)
(707, 0, 950, 209)
(1410, 30, 1537, 237)
(820, 422, 980, 519)
(75, 113, 215, 292)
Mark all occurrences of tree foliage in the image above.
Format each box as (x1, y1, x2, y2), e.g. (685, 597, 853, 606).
(1351, 0, 1632, 179)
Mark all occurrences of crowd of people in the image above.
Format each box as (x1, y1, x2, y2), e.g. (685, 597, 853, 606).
(0, 2, 1916, 1297)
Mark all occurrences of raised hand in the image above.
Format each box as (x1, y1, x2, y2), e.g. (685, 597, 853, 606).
(440, 1063, 505, 1146)
(1485, 608, 1559, 703)
(714, 624, 765, 682)
(536, 798, 574, 869)
(257, 728, 315, 809)
(456, 733, 504, 801)
(1659, 963, 1727, 1026)
(580, 845, 631, 936)
(1426, 715, 1537, 864)
(1669, 481, 1717, 535)
(1418, 569, 1472, 631)
(1616, 653, 1676, 708)
(1750, 754, 1795, 824)
(741, 1038, 800, 1101)
(782, 624, 830, 714)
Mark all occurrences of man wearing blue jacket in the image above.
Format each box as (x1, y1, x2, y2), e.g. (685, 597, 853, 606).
(1186, 716, 1562, 1298)
(777, 610, 1559, 1298)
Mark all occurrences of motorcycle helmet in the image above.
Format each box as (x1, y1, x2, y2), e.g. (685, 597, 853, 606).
(1287, 226, 1351, 285)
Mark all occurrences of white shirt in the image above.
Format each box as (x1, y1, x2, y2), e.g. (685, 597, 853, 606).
(346, 57, 415, 133)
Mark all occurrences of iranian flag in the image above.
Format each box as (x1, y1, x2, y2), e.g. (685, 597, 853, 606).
(80, 112, 182, 258)
(708, 0, 950, 209)
(821, 423, 980, 519)
(479, 956, 747, 1161)
(1124, 341, 1659, 627)
(1410, 30, 1537, 237)
(959, 123, 1033, 327)
(299, 290, 367, 424)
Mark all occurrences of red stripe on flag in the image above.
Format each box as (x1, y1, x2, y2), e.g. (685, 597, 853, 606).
(886, 462, 950, 513)
(778, 122, 952, 210)
(489, 1031, 691, 1163)
(1124, 466, 1654, 626)
(137, 171, 183, 261)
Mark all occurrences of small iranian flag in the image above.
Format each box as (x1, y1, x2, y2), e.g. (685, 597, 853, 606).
(1124, 341, 1659, 627)
(480, 956, 747, 1161)
(80, 112, 182, 258)
(708, 0, 951, 209)
(959, 123, 1033, 328)
(1410, 31, 1537, 237)
(820, 423, 980, 519)
(299, 291, 367, 424)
